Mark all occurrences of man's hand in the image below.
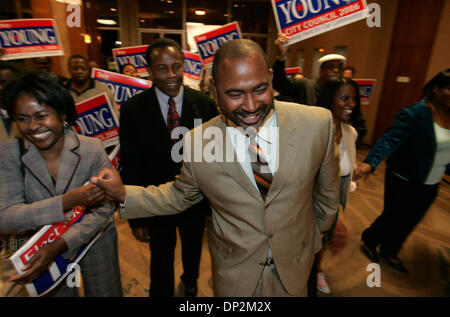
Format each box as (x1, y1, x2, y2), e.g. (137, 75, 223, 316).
(63, 184, 106, 211)
(132, 226, 150, 243)
(9, 239, 67, 284)
(274, 33, 289, 60)
(91, 168, 126, 203)
(353, 163, 373, 181)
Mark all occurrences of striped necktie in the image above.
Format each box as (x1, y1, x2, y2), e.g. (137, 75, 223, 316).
(249, 135, 273, 200)
(167, 97, 181, 143)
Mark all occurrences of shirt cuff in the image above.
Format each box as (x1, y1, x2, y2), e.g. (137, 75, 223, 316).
(119, 197, 126, 217)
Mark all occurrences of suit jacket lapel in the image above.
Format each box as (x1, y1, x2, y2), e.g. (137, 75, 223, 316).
(21, 139, 55, 197)
(55, 128, 81, 194)
(265, 104, 300, 206)
(180, 87, 195, 129)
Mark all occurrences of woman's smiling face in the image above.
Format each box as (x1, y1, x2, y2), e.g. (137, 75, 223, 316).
(13, 94, 65, 152)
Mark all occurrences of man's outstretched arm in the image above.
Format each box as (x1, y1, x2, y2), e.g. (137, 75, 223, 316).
(92, 161, 204, 219)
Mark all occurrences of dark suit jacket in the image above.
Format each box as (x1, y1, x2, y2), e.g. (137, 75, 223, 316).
(272, 59, 308, 105)
(364, 100, 450, 183)
(119, 86, 218, 227)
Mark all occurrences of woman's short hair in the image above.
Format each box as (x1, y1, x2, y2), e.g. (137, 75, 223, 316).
(145, 38, 183, 67)
(3, 72, 78, 126)
(422, 68, 450, 101)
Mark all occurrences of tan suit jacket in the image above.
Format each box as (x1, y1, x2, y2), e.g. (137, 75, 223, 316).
(122, 101, 340, 296)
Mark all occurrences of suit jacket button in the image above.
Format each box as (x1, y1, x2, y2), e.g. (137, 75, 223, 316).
(267, 233, 273, 239)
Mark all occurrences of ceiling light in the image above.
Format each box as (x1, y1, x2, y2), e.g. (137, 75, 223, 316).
(56, 0, 81, 4)
(110, 8, 116, 12)
(83, 34, 91, 44)
(97, 19, 117, 25)
(169, 10, 174, 14)
(195, 10, 206, 16)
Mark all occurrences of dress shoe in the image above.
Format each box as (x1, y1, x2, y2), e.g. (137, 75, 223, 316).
(183, 282, 198, 297)
(379, 252, 408, 274)
(360, 240, 379, 263)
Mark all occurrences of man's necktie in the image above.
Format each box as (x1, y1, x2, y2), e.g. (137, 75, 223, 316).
(249, 135, 273, 200)
(167, 97, 181, 143)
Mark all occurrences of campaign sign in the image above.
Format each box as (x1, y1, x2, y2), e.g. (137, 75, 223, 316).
(0, 19, 64, 61)
(91, 68, 151, 111)
(74, 93, 120, 147)
(285, 67, 302, 78)
(108, 144, 121, 172)
(354, 79, 376, 105)
(112, 45, 149, 77)
(271, 0, 369, 45)
(9, 206, 95, 296)
(183, 51, 203, 90)
(194, 22, 242, 65)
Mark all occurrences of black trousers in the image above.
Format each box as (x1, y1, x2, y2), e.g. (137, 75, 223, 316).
(146, 206, 206, 297)
(362, 168, 439, 257)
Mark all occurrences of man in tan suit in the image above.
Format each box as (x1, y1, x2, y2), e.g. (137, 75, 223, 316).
(93, 39, 340, 297)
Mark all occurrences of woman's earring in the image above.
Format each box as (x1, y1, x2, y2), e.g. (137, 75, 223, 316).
(63, 121, 69, 128)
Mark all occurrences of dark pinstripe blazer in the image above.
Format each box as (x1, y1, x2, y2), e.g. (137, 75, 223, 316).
(0, 128, 116, 260)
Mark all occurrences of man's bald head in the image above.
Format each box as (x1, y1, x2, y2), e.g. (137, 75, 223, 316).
(212, 39, 270, 82)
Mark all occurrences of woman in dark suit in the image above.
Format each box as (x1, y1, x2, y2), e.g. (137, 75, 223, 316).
(356, 69, 450, 273)
(0, 72, 122, 296)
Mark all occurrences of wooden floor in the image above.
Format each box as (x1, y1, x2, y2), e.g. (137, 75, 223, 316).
(115, 148, 450, 297)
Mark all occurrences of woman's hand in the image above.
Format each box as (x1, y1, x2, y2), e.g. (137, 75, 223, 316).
(63, 184, 106, 210)
(9, 239, 68, 284)
(353, 163, 373, 181)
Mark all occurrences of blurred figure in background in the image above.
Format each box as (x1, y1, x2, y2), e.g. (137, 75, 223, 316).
(343, 66, 356, 79)
(61, 55, 117, 114)
(357, 69, 450, 274)
(120, 63, 139, 78)
(33, 57, 66, 84)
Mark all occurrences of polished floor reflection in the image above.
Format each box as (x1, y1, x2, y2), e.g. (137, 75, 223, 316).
(115, 148, 450, 297)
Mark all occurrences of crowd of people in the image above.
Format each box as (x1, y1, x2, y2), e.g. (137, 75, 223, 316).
(0, 33, 448, 298)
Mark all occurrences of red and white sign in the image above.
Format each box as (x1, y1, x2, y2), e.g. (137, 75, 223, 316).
(108, 144, 121, 171)
(91, 68, 151, 111)
(354, 78, 376, 105)
(194, 22, 242, 65)
(271, 0, 369, 45)
(183, 51, 203, 90)
(74, 93, 120, 148)
(9, 206, 94, 296)
(285, 67, 302, 78)
(112, 45, 149, 78)
(0, 19, 64, 61)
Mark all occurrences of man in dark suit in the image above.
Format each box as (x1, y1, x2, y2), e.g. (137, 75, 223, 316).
(119, 38, 218, 297)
